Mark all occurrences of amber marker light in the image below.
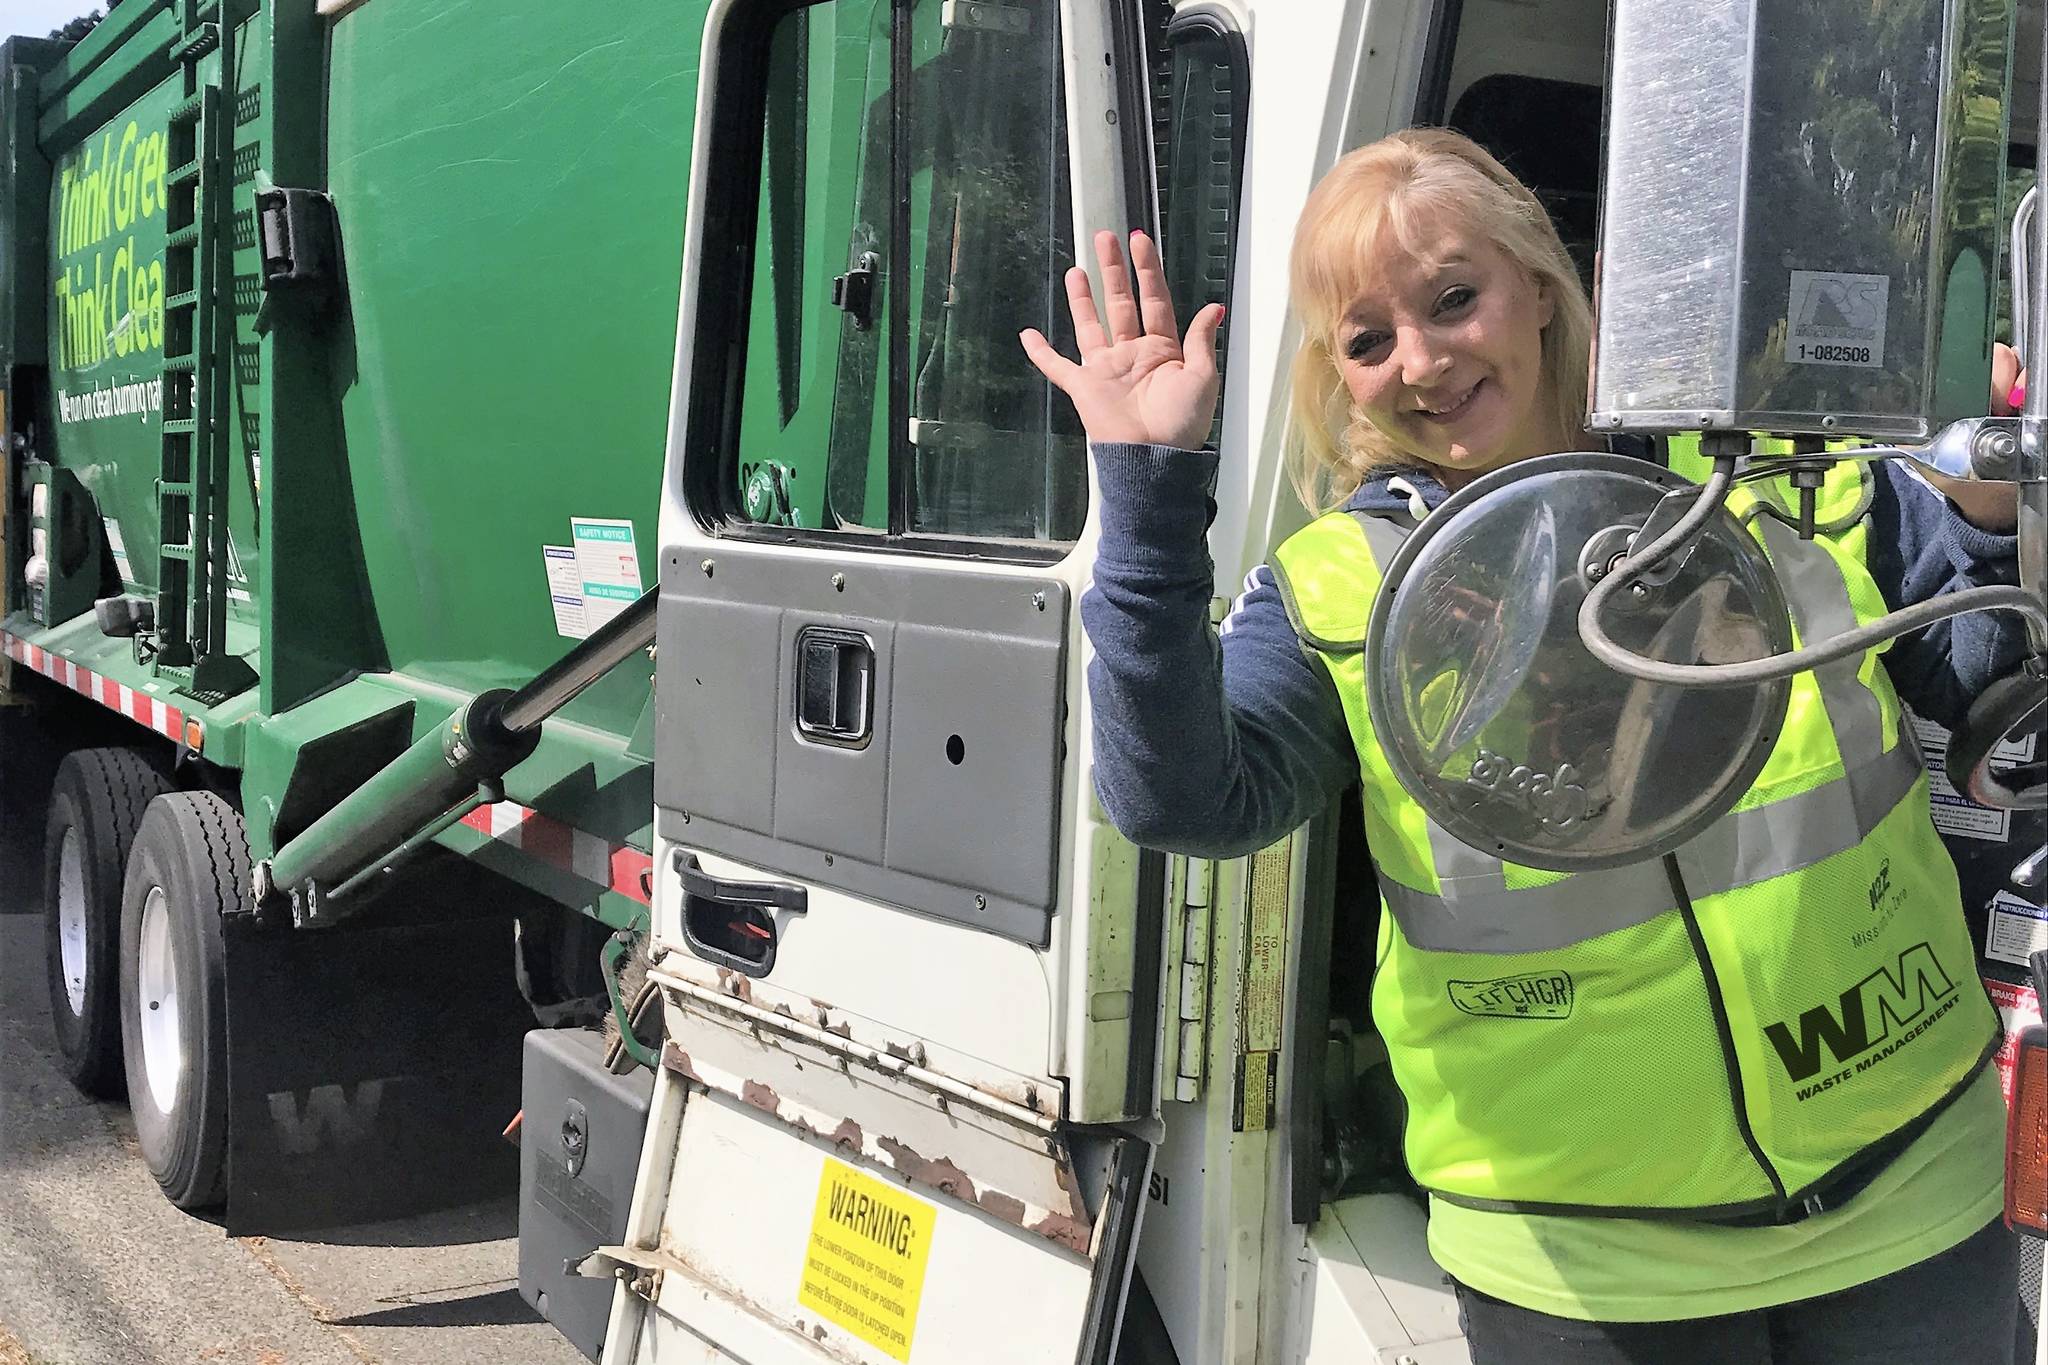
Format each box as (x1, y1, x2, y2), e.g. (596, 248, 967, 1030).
(2007, 1024, 2048, 1238)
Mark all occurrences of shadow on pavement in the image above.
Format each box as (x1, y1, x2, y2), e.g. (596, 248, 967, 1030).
(329, 1287, 542, 1330)
(264, 1194, 523, 1250)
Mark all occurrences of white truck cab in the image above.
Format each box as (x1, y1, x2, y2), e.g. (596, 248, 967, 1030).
(588, 1, 2048, 1362)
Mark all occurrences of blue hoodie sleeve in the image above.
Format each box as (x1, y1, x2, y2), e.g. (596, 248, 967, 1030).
(1081, 443, 1357, 858)
(1865, 460, 2031, 733)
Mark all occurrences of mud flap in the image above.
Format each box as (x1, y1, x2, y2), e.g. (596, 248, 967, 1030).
(223, 893, 538, 1235)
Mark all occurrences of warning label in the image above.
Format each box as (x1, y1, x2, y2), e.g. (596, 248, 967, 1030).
(1913, 716, 2021, 843)
(797, 1159, 935, 1362)
(1784, 270, 1888, 369)
(1988, 978, 2043, 1107)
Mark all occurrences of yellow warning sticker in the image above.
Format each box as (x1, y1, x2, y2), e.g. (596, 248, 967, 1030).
(797, 1157, 936, 1362)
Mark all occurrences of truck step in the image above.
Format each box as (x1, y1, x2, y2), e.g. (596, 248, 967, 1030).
(161, 419, 198, 436)
(166, 224, 199, 251)
(160, 544, 196, 562)
(167, 160, 202, 189)
(161, 354, 196, 376)
(166, 290, 200, 311)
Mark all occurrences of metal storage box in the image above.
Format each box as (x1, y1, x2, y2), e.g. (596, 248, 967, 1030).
(518, 1027, 654, 1363)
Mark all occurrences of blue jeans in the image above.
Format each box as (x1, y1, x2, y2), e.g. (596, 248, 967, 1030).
(1454, 1218, 2025, 1364)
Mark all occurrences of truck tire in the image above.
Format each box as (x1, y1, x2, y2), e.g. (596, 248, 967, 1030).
(44, 747, 173, 1096)
(119, 791, 248, 1210)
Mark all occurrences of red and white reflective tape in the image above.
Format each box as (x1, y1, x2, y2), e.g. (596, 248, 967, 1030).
(459, 800, 654, 905)
(1, 630, 200, 752)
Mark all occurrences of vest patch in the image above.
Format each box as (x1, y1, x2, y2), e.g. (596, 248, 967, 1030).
(1764, 942, 1959, 1091)
(1448, 972, 1574, 1020)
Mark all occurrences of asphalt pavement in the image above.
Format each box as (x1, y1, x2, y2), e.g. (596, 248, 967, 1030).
(0, 894, 589, 1365)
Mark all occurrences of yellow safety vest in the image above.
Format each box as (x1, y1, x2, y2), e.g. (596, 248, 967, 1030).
(1269, 457, 1997, 1221)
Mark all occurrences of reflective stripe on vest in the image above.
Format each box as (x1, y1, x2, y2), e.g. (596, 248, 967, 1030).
(1378, 743, 1923, 953)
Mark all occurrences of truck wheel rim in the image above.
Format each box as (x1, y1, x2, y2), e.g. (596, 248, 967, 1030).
(58, 828, 88, 1017)
(137, 887, 184, 1116)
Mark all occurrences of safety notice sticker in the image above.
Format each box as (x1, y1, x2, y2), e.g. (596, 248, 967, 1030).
(1987, 891, 2048, 970)
(570, 517, 643, 631)
(1785, 270, 1888, 369)
(797, 1158, 935, 1363)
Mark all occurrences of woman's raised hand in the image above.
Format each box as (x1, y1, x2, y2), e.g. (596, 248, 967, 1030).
(1019, 229, 1225, 451)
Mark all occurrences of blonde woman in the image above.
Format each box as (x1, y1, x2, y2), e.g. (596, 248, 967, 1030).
(1022, 128, 2031, 1362)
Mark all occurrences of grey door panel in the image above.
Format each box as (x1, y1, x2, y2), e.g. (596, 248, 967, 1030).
(884, 620, 1065, 902)
(656, 598, 783, 834)
(656, 547, 1070, 946)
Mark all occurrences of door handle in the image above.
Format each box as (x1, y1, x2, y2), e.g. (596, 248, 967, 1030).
(831, 251, 881, 330)
(675, 854, 807, 978)
(794, 626, 875, 747)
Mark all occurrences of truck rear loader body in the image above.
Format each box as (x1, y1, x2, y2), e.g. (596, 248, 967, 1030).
(1, 0, 705, 1229)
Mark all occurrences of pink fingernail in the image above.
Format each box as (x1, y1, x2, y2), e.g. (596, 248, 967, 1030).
(2010, 383, 2027, 410)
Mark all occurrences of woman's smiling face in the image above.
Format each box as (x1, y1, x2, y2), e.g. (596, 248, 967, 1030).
(1334, 212, 1556, 486)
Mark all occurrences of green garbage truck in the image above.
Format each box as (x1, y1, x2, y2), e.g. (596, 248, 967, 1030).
(0, 0, 708, 1230)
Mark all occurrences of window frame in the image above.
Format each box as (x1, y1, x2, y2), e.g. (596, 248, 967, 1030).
(682, 0, 1153, 566)
(1412, 0, 1468, 124)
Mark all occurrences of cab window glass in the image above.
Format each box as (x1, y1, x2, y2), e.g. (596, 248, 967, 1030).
(730, 0, 1085, 547)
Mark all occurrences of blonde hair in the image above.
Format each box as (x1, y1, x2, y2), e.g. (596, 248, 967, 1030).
(1286, 127, 1592, 511)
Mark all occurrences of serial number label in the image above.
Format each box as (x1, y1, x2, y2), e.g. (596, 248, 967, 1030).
(1793, 343, 1872, 365)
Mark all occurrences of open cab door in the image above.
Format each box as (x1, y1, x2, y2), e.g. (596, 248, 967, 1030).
(601, 1, 1165, 1361)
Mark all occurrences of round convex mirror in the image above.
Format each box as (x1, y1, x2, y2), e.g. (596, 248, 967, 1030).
(1365, 453, 1794, 871)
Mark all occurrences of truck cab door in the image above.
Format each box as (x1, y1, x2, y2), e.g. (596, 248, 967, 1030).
(602, 2, 1164, 1362)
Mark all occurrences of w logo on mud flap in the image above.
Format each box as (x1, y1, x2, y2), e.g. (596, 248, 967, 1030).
(1764, 943, 1958, 1085)
(265, 1081, 386, 1156)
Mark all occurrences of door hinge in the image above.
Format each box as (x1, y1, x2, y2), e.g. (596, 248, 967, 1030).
(574, 1245, 664, 1302)
(1167, 855, 1215, 1102)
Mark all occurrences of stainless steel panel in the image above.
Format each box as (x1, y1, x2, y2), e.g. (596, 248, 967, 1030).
(1592, 0, 2012, 439)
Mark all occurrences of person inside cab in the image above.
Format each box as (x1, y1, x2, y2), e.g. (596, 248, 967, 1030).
(1021, 128, 2033, 1364)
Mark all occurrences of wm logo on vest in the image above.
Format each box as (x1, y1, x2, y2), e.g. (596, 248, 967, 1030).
(1765, 942, 1960, 1099)
(1448, 972, 1574, 1019)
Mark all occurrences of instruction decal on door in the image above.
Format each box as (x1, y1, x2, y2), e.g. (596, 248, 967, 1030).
(1784, 270, 1888, 369)
(542, 545, 588, 639)
(1986, 890, 2048, 970)
(1233, 837, 1291, 1132)
(797, 1157, 935, 1362)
